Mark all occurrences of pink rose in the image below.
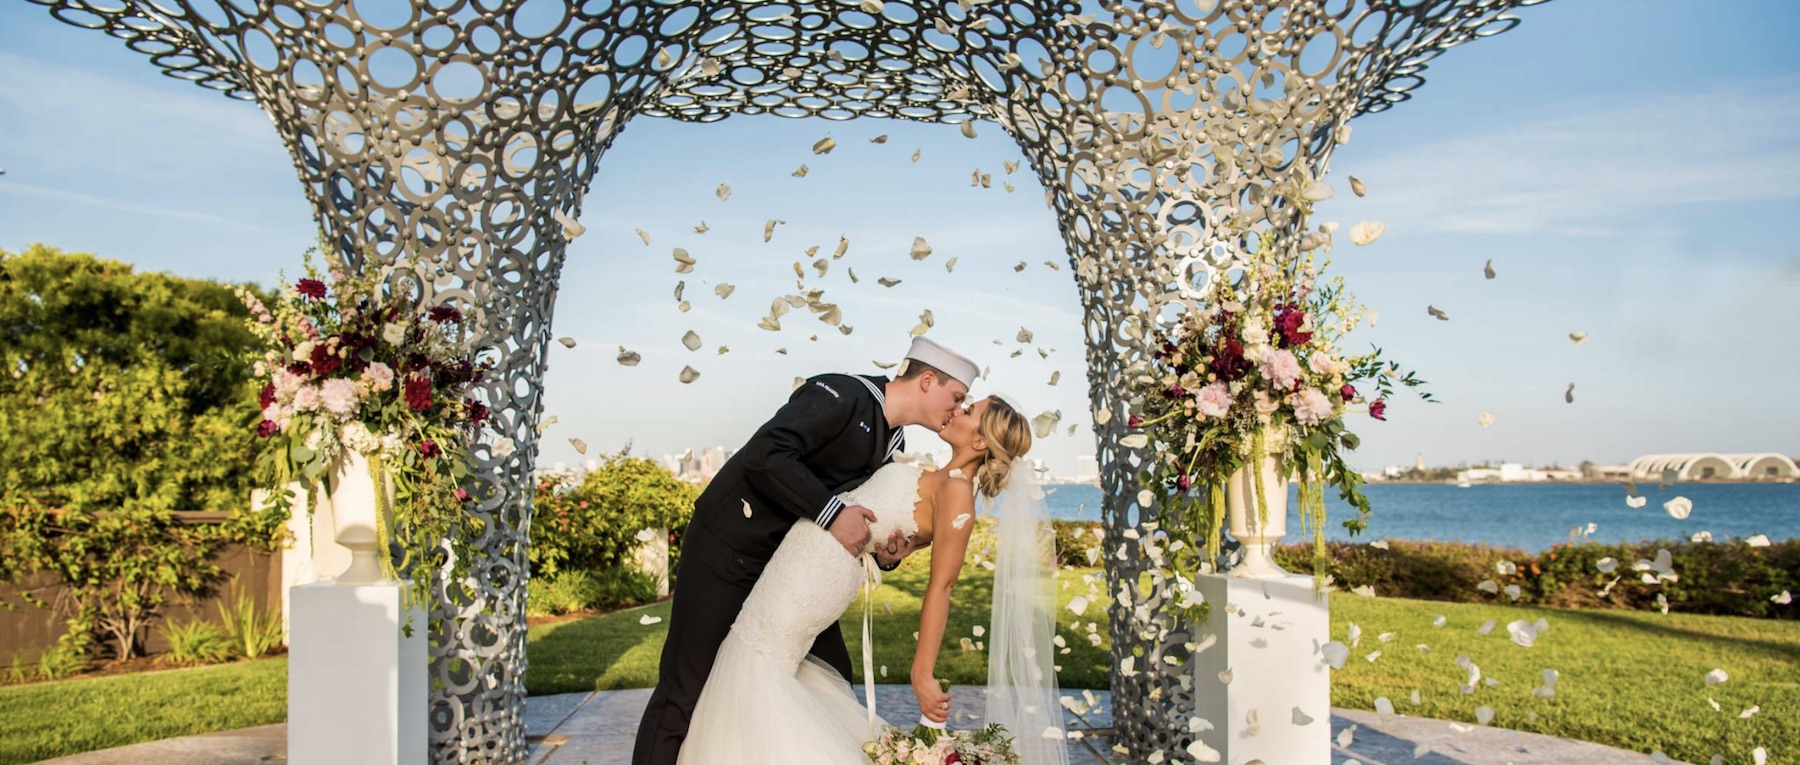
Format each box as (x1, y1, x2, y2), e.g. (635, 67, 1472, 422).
(1194, 383, 1232, 419)
(1258, 348, 1303, 390)
(1291, 388, 1334, 426)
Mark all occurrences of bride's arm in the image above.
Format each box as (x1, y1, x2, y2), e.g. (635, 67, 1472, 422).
(911, 476, 976, 723)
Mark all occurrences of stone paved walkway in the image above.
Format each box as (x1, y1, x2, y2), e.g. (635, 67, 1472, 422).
(33, 687, 1681, 764)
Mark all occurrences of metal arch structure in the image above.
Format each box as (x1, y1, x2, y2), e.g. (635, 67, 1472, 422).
(24, 1, 1549, 762)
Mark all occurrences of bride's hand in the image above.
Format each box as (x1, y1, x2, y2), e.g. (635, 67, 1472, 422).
(872, 530, 915, 567)
(913, 674, 950, 724)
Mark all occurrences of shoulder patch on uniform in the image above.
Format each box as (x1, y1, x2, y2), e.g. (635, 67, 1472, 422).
(813, 380, 840, 398)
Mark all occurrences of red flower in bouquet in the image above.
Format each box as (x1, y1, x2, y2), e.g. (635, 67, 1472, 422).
(296, 278, 327, 300)
(466, 400, 490, 428)
(454, 487, 471, 503)
(1209, 338, 1252, 382)
(1369, 399, 1388, 421)
(256, 420, 280, 438)
(309, 342, 342, 377)
(419, 439, 442, 458)
(258, 383, 276, 409)
(404, 374, 433, 411)
(428, 305, 463, 324)
(1273, 304, 1313, 347)
(1340, 384, 1357, 402)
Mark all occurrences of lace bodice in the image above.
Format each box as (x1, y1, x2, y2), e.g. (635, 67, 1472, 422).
(838, 461, 925, 554)
(728, 461, 927, 670)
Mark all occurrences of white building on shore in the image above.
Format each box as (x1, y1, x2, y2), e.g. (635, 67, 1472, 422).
(1628, 453, 1798, 482)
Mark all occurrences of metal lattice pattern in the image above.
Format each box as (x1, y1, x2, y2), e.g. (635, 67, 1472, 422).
(27, 1, 1543, 762)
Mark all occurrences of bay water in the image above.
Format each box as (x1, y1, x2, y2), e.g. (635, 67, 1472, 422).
(1038, 481, 1799, 552)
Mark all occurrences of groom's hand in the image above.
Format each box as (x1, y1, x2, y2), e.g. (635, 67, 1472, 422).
(829, 505, 877, 556)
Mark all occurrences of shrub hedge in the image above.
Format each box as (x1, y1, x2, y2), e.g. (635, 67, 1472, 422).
(1048, 520, 1797, 619)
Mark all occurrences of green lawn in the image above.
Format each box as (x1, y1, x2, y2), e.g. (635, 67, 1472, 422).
(5, 564, 1795, 765)
(0, 658, 288, 765)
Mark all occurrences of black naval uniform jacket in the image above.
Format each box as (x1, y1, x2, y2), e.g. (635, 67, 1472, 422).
(683, 373, 905, 588)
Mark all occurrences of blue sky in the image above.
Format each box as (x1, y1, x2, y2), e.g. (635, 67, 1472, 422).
(2, 1, 1797, 476)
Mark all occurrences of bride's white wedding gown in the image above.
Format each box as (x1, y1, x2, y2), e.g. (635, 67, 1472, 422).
(677, 461, 926, 765)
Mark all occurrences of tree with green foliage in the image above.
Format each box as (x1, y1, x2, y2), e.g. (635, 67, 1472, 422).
(531, 448, 699, 580)
(0, 244, 283, 661)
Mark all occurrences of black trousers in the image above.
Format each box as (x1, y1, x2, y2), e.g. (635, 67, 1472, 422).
(631, 521, 854, 765)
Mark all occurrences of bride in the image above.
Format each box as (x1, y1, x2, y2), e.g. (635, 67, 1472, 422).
(676, 395, 1069, 765)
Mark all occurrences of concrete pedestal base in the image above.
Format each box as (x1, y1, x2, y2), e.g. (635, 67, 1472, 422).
(1189, 573, 1331, 765)
(287, 581, 426, 765)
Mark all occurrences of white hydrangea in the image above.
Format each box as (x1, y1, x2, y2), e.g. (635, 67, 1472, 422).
(341, 422, 376, 454)
(319, 378, 360, 420)
(291, 383, 322, 412)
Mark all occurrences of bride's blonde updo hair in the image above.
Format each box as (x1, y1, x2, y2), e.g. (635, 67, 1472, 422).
(974, 397, 1033, 499)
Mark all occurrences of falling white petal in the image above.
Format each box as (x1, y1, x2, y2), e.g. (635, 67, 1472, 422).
(553, 209, 586, 240)
(1664, 496, 1693, 519)
(1349, 221, 1386, 246)
(1704, 668, 1728, 685)
(639, 615, 662, 625)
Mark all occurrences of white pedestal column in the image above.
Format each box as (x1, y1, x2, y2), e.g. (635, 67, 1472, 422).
(634, 527, 671, 598)
(1189, 573, 1331, 765)
(288, 581, 426, 765)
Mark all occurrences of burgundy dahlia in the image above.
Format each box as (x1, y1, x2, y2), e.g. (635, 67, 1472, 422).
(404, 374, 433, 411)
(1209, 338, 1252, 382)
(1274, 304, 1312, 347)
(1369, 399, 1388, 421)
(256, 420, 280, 437)
(466, 400, 490, 427)
(1340, 384, 1357, 403)
(296, 278, 327, 300)
(428, 305, 463, 324)
(419, 439, 442, 458)
(258, 383, 276, 409)
(309, 343, 341, 376)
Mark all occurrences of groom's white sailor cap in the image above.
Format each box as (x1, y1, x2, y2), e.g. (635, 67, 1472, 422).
(902, 337, 979, 388)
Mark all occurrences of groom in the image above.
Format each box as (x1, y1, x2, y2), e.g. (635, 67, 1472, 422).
(631, 337, 982, 765)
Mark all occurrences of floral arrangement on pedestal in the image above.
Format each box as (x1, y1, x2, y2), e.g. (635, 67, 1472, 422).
(237, 250, 494, 618)
(1127, 211, 1433, 620)
(864, 720, 1022, 765)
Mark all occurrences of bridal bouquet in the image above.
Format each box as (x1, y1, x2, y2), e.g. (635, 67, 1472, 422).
(238, 249, 494, 611)
(864, 721, 1021, 765)
(1127, 227, 1432, 607)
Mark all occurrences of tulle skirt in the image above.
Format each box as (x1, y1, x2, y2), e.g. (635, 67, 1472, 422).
(677, 634, 884, 764)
